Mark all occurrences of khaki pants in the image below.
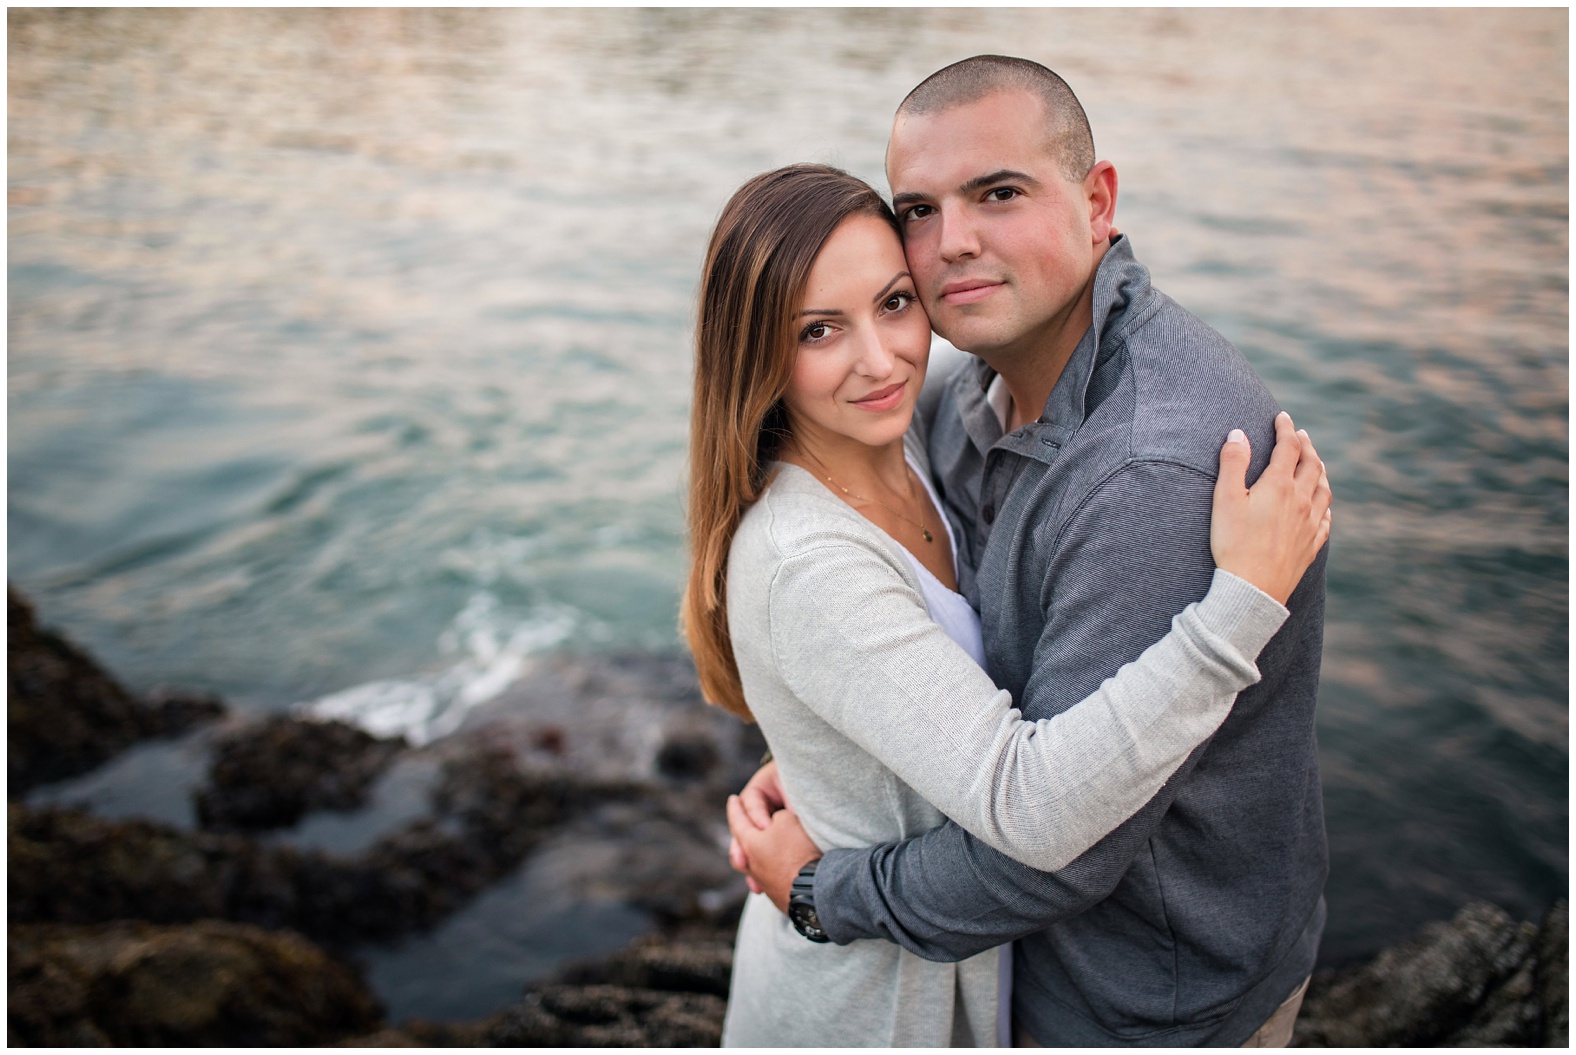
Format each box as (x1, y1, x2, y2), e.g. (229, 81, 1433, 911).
(1012, 976, 1310, 1048)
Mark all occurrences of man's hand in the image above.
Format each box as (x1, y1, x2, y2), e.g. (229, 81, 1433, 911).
(726, 793, 822, 913)
(727, 761, 786, 894)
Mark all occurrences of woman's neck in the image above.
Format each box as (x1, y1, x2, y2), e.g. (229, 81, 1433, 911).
(780, 430, 910, 502)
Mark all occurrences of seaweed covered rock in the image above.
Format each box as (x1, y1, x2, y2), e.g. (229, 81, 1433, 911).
(8, 587, 222, 796)
(196, 715, 405, 830)
(1293, 900, 1567, 1047)
(7, 919, 382, 1046)
(485, 984, 727, 1047)
(10, 742, 643, 944)
(555, 926, 735, 997)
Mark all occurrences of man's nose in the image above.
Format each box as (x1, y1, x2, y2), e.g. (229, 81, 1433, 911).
(937, 207, 981, 262)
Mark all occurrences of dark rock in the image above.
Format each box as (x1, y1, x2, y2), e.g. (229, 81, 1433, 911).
(9, 803, 232, 926)
(1294, 901, 1549, 1047)
(656, 733, 721, 782)
(196, 715, 405, 830)
(486, 984, 726, 1047)
(7, 587, 223, 797)
(1535, 900, 1568, 1046)
(7, 919, 382, 1046)
(556, 927, 735, 998)
(337, 1018, 500, 1047)
(10, 739, 645, 944)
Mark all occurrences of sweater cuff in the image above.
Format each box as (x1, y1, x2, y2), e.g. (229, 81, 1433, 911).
(1194, 568, 1291, 663)
(809, 846, 874, 945)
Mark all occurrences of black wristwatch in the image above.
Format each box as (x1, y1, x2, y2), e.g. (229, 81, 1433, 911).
(787, 859, 830, 943)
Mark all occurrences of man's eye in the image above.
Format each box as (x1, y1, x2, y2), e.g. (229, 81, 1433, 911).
(987, 187, 1019, 202)
(903, 204, 934, 222)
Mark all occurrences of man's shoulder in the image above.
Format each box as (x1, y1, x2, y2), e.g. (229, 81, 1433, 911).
(1099, 289, 1281, 478)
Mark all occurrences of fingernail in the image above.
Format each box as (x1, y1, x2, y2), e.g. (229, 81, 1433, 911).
(1297, 429, 1309, 440)
(1227, 429, 1247, 445)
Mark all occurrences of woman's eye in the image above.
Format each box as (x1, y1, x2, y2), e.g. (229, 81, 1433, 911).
(800, 322, 831, 343)
(883, 292, 913, 312)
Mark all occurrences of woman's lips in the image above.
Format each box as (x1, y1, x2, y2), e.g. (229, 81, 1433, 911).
(851, 381, 906, 412)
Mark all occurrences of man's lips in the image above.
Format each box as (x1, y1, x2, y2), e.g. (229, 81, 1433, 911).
(939, 278, 1004, 305)
(851, 381, 906, 411)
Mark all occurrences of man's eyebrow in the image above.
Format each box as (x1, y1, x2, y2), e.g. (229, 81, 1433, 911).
(960, 168, 1041, 195)
(891, 169, 1042, 212)
(872, 272, 910, 303)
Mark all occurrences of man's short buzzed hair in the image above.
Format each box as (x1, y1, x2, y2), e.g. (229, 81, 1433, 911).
(898, 55, 1095, 182)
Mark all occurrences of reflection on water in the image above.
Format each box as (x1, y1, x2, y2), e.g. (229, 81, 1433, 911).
(8, 3, 1566, 1003)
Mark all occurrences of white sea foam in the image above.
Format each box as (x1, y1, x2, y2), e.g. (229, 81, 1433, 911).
(298, 591, 577, 746)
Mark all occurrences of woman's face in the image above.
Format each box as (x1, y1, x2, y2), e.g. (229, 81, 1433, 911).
(783, 213, 932, 453)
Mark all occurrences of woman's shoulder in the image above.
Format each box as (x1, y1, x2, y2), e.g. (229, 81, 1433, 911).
(732, 465, 911, 584)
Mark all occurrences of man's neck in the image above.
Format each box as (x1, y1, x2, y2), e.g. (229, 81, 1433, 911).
(991, 241, 1108, 432)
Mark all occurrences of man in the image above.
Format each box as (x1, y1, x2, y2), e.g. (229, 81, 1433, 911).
(728, 55, 1328, 1047)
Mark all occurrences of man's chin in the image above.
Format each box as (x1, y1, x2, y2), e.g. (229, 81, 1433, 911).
(932, 316, 1013, 359)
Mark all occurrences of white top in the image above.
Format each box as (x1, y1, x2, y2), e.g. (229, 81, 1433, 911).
(897, 451, 987, 669)
(720, 430, 1290, 1047)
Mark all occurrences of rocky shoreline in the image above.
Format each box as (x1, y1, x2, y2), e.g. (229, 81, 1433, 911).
(7, 586, 1568, 1046)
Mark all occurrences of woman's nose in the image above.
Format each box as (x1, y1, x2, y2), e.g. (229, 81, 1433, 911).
(851, 326, 897, 377)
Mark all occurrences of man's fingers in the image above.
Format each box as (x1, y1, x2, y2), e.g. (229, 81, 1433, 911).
(739, 785, 776, 830)
(729, 835, 748, 874)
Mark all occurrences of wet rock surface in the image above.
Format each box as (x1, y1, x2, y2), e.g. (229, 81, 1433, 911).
(8, 586, 1566, 1048)
(9, 752, 649, 944)
(1293, 899, 1569, 1047)
(8, 919, 383, 1046)
(196, 716, 405, 830)
(8, 587, 222, 797)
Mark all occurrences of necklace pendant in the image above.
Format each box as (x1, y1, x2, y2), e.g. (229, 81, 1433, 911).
(922, 529, 934, 543)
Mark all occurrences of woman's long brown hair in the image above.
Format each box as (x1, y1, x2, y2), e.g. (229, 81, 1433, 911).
(682, 164, 900, 720)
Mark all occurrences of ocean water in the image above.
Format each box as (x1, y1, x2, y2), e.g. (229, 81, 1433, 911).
(9, 4, 1566, 988)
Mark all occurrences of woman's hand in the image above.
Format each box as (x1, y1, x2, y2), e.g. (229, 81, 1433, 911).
(727, 761, 785, 895)
(1211, 411, 1333, 606)
(726, 794, 822, 914)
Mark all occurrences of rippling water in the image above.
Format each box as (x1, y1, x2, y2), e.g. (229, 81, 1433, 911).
(9, 5, 1566, 989)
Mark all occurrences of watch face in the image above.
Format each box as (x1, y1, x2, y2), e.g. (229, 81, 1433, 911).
(789, 900, 827, 941)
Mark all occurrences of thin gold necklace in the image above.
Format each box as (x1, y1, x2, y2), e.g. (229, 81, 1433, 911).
(801, 449, 934, 544)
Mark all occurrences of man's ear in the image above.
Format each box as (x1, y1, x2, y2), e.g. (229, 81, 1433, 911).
(1085, 161, 1118, 245)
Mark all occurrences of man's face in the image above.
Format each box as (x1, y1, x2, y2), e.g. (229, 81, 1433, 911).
(886, 89, 1102, 359)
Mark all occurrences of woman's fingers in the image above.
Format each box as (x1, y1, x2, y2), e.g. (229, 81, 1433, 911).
(1216, 429, 1251, 497)
(739, 784, 777, 829)
(1293, 429, 1325, 489)
(1267, 411, 1301, 477)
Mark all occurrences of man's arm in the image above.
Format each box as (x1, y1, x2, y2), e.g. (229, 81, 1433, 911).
(813, 460, 1231, 961)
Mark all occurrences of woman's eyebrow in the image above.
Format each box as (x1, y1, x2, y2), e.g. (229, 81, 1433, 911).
(872, 272, 911, 303)
(795, 307, 844, 318)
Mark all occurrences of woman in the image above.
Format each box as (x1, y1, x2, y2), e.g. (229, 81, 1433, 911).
(681, 165, 1330, 1046)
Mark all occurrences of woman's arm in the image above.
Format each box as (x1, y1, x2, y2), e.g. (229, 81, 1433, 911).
(767, 534, 1286, 873)
(760, 419, 1328, 875)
